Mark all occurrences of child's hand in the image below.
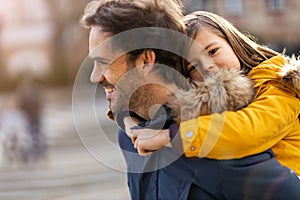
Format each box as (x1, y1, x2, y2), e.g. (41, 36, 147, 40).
(123, 116, 140, 143)
(132, 128, 171, 156)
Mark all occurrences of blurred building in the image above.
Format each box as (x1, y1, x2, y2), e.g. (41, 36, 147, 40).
(0, 0, 54, 78)
(0, 0, 299, 89)
(182, 0, 300, 55)
(0, 0, 89, 88)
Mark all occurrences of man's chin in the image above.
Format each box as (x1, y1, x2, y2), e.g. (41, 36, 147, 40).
(110, 102, 130, 114)
(109, 100, 118, 114)
(107, 100, 114, 112)
(110, 93, 130, 114)
(110, 103, 121, 114)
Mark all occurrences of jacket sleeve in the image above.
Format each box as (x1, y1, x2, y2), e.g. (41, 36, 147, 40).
(179, 83, 300, 159)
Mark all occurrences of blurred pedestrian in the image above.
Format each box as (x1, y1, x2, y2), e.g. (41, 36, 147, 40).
(16, 78, 46, 162)
(0, 78, 46, 165)
(0, 97, 33, 163)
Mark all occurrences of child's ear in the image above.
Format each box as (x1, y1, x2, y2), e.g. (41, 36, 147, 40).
(142, 50, 156, 77)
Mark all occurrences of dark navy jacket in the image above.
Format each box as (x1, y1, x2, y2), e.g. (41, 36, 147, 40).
(118, 129, 300, 200)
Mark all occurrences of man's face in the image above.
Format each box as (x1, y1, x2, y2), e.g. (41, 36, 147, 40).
(88, 25, 170, 117)
(89, 26, 137, 112)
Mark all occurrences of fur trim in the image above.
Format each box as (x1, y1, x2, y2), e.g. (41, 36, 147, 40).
(279, 55, 300, 91)
(168, 68, 254, 123)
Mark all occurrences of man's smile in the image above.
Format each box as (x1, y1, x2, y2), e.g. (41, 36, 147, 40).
(104, 87, 115, 99)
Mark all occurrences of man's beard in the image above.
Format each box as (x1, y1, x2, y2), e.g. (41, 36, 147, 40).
(110, 69, 157, 120)
(112, 84, 156, 120)
(110, 69, 147, 113)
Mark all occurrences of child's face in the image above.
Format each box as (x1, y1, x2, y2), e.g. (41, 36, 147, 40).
(187, 28, 241, 80)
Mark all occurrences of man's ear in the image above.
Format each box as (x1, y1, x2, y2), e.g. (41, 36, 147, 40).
(142, 50, 156, 77)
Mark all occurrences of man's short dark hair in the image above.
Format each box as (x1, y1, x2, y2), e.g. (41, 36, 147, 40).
(80, 0, 187, 77)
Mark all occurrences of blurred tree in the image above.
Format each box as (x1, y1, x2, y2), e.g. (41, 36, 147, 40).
(44, 0, 90, 86)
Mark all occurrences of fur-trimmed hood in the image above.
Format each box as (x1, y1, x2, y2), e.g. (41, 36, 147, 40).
(279, 55, 300, 92)
(168, 68, 255, 123)
(168, 55, 300, 123)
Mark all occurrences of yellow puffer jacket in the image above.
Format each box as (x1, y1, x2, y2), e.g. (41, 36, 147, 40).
(179, 56, 300, 175)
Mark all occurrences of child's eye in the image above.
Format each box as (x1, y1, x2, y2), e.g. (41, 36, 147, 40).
(208, 48, 219, 56)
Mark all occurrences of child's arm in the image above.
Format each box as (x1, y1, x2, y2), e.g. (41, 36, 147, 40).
(180, 57, 300, 159)
(179, 85, 300, 158)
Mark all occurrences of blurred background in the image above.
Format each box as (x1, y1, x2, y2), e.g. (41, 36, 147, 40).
(182, 0, 300, 55)
(0, 0, 299, 199)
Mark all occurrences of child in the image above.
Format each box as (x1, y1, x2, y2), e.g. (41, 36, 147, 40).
(131, 11, 300, 177)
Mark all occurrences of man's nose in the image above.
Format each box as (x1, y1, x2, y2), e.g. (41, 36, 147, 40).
(90, 65, 105, 83)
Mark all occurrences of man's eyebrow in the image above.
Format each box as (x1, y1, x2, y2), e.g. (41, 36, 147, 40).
(89, 55, 111, 64)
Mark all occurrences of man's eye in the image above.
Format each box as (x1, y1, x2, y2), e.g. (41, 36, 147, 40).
(187, 63, 200, 74)
(97, 60, 109, 66)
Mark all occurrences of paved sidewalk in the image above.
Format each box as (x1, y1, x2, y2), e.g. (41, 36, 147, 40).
(0, 87, 130, 200)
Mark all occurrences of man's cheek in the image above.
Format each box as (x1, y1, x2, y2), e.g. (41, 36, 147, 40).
(109, 93, 118, 113)
(110, 90, 129, 113)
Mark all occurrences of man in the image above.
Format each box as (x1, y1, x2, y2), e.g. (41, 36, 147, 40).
(80, 0, 300, 199)
(80, 0, 196, 199)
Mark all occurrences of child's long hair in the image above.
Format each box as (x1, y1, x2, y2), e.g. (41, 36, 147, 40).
(183, 11, 279, 75)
